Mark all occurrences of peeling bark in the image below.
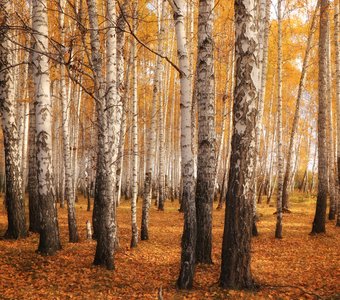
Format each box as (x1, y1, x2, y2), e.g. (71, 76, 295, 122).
(220, 0, 258, 289)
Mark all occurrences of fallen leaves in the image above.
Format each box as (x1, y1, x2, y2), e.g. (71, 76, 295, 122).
(0, 192, 339, 299)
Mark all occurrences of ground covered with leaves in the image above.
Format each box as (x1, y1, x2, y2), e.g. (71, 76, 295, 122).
(0, 193, 339, 299)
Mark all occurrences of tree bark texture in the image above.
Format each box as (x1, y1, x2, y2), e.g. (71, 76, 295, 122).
(0, 2, 27, 239)
(168, 0, 197, 290)
(32, 0, 61, 254)
(312, 0, 329, 234)
(59, 0, 79, 243)
(334, 0, 340, 227)
(220, 0, 258, 289)
(87, 0, 118, 269)
(195, 0, 216, 264)
(275, 0, 283, 239)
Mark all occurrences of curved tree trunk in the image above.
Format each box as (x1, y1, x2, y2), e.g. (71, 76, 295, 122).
(220, 0, 258, 289)
(282, 1, 319, 211)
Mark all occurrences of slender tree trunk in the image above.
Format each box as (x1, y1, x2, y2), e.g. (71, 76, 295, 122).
(215, 51, 233, 206)
(0, 3, 27, 239)
(28, 94, 40, 233)
(312, 0, 329, 234)
(252, 0, 270, 236)
(157, 0, 166, 211)
(275, 0, 283, 239)
(220, 0, 258, 289)
(32, 0, 61, 254)
(141, 0, 166, 239)
(87, 0, 118, 270)
(282, 1, 319, 211)
(195, 0, 215, 265)
(130, 0, 138, 248)
(327, 14, 336, 220)
(335, 0, 340, 227)
(59, 0, 79, 243)
(168, 0, 196, 290)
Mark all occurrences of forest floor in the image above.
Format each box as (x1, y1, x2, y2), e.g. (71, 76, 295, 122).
(0, 193, 339, 300)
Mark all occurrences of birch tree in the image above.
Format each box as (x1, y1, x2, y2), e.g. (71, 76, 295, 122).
(275, 0, 283, 239)
(311, 0, 329, 234)
(141, 0, 166, 239)
(59, 0, 79, 243)
(326, 13, 336, 221)
(130, 0, 138, 248)
(32, 0, 61, 254)
(86, 0, 119, 269)
(195, 0, 216, 264)
(335, 0, 340, 227)
(157, 2, 166, 211)
(281, 1, 319, 211)
(0, 1, 27, 239)
(168, 0, 196, 289)
(252, 0, 270, 235)
(220, 0, 259, 289)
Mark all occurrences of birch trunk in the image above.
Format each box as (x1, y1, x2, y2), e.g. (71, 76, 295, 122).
(157, 0, 166, 211)
(87, 0, 117, 269)
(130, 0, 138, 248)
(275, 0, 283, 239)
(168, 0, 196, 289)
(312, 0, 329, 234)
(0, 2, 27, 239)
(114, 0, 128, 206)
(335, 0, 340, 227)
(282, 1, 319, 211)
(141, 0, 166, 239)
(195, 0, 216, 264)
(220, 0, 259, 288)
(28, 95, 40, 233)
(59, 0, 79, 243)
(327, 16, 336, 220)
(32, 0, 61, 254)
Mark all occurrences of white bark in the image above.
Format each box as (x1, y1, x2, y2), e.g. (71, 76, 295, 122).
(59, 0, 79, 243)
(131, 0, 138, 248)
(275, 0, 283, 239)
(168, 0, 196, 289)
(0, 1, 27, 239)
(32, 0, 61, 254)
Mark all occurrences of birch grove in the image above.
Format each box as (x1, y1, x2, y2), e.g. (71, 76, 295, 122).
(0, 0, 339, 295)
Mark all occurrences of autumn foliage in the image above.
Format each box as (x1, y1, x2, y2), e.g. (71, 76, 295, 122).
(0, 194, 338, 299)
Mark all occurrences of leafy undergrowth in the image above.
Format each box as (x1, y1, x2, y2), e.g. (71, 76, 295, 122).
(0, 193, 339, 299)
